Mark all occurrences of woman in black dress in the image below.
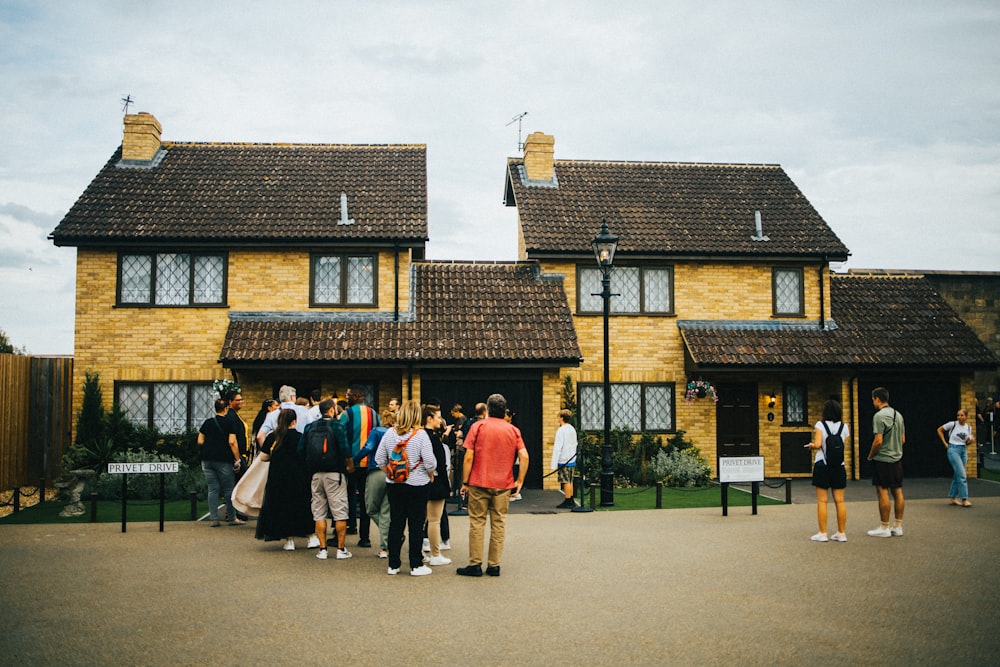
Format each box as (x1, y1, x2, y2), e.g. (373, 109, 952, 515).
(255, 409, 313, 550)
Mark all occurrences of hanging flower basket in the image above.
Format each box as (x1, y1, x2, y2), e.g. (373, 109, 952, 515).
(213, 379, 242, 400)
(685, 379, 718, 404)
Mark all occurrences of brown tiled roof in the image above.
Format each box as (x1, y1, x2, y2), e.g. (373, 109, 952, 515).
(51, 143, 427, 246)
(220, 262, 582, 366)
(679, 275, 998, 369)
(505, 159, 850, 259)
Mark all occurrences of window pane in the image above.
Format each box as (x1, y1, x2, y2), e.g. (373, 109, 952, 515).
(117, 384, 149, 426)
(612, 267, 639, 313)
(580, 385, 603, 431)
(785, 385, 806, 423)
(644, 385, 674, 430)
(611, 384, 641, 429)
(774, 269, 802, 314)
(189, 384, 216, 429)
(644, 268, 672, 313)
(193, 256, 224, 304)
(347, 256, 374, 304)
(153, 384, 187, 433)
(314, 256, 342, 303)
(155, 253, 191, 305)
(120, 255, 152, 303)
(578, 267, 602, 312)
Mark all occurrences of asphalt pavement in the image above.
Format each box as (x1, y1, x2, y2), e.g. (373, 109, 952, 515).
(2, 477, 999, 666)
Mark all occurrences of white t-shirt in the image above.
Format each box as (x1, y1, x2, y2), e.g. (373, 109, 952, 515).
(813, 420, 849, 465)
(941, 420, 973, 446)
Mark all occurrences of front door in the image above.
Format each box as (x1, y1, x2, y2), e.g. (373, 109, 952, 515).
(716, 382, 759, 458)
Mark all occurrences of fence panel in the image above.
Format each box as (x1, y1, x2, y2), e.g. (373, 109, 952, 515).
(0, 354, 73, 488)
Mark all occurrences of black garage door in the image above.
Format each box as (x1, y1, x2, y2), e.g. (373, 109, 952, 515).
(420, 370, 543, 489)
(858, 375, 959, 478)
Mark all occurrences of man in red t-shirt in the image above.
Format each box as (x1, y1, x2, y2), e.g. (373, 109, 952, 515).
(457, 393, 529, 578)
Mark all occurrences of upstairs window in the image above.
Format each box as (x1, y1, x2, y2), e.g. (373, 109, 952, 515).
(118, 253, 226, 306)
(578, 266, 673, 315)
(311, 254, 377, 306)
(773, 267, 804, 316)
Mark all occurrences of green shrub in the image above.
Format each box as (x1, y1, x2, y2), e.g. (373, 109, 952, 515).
(650, 447, 712, 487)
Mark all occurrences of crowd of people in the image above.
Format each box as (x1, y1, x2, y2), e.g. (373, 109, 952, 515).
(198, 384, 534, 577)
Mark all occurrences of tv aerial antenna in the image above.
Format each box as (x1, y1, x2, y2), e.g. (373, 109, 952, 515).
(121, 94, 135, 115)
(506, 111, 528, 152)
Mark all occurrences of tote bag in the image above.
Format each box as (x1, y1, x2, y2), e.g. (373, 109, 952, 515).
(231, 457, 269, 517)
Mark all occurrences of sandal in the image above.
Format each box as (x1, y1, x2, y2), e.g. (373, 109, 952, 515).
(949, 499, 961, 506)
(961, 500, 972, 507)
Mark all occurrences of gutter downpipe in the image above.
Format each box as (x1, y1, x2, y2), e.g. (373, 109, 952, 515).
(819, 258, 827, 330)
(394, 244, 400, 322)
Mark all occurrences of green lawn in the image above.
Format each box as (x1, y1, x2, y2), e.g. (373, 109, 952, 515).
(979, 467, 1000, 483)
(572, 484, 784, 511)
(0, 498, 210, 525)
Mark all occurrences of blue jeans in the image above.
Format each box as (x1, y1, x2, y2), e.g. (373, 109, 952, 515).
(202, 460, 236, 521)
(947, 445, 968, 500)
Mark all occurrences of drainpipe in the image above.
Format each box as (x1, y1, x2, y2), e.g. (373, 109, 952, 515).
(848, 373, 857, 480)
(394, 244, 400, 322)
(818, 258, 826, 329)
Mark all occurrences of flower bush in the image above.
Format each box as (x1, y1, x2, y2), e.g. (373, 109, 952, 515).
(685, 379, 718, 404)
(213, 378, 241, 400)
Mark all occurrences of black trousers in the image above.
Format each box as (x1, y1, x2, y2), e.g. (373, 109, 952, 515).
(386, 483, 429, 570)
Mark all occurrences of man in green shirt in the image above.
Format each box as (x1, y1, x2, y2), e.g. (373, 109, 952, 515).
(866, 387, 906, 538)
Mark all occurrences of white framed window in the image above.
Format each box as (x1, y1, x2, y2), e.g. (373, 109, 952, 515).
(579, 383, 675, 432)
(116, 382, 215, 432)
(773, 267, 804, 316)
(118, 253, 226, 306)
(311, 254, 377, 306)
(578, 265, 673, 315)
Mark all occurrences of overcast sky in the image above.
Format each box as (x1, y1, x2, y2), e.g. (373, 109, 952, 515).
(1, 1, 997, 355)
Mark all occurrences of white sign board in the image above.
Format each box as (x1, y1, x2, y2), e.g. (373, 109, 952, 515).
(719, 457, 764, 483)
(107, 462, 179, 474)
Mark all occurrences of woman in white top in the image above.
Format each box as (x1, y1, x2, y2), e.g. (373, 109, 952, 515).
(805, 400, 850, 542)
(937, 409, 975, 507)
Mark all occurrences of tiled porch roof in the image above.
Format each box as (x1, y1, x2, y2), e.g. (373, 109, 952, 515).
(220, 262, 582, 366)
(679, 275, 997, 369)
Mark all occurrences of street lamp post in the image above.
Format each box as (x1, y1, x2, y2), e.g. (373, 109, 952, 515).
(591, 218, 619, 507)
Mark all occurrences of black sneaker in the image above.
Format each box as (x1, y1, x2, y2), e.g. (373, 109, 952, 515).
(456, 564, 483, 577)
(357, 539, 372, 548)
(486, 565, 501, 577)
(346, 527, 358, 535)
(556, 499, 575, 509)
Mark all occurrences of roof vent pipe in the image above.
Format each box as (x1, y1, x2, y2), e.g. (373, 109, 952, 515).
(338, 193, 355, 226)
(751, 210, 769, 242)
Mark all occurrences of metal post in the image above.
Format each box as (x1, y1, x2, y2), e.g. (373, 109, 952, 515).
(12, 487, 20, 513)
(121, 473, 128, 533)
(600, 269, 614, 507)
(721, 482, 729, 516)
(159, 473, 166, 532)
(785, 478, 793, 504)
(190, 492, 198, 521)
(656, 481, 663, 509)
(89, 493, 98, 523)
(752, 481, 759, 515)
(39, 478, 46, 506)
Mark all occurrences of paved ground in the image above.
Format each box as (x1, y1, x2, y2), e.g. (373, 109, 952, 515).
(2, 477, 999, 666)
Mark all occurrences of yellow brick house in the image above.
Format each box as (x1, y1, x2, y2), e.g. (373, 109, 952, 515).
(50, 113, 582, 484)
(504, 132, 996, 484)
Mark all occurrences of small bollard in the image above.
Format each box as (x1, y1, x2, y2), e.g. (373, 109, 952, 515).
(39, 478, 46, 506)
(13, 487, 20, 513)
(785, 478, 793, 504)
(190, 492, 198, 521)
(89, 492, 98, 523)
(588, 483, 597, 510)
(656, 481, 663, 509)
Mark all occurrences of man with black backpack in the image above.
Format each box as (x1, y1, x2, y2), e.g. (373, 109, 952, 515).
(302, 399, 355, 561)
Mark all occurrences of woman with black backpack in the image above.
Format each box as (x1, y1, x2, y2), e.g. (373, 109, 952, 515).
(805, 400, 850, 543)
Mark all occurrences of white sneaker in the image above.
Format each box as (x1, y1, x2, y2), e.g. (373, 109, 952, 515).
(387, 566, 399, 575)
(831, 532, 848, 542)
(336, 548, 352, 560)
(439, 540, 451, 551)
(410, 565, 433, 576)
(377, 550, 388, 559)
(867, 526, 892, 538)
(810, 532, 829, 542)
(890, 525, 903, 537)
(316, 549, 328, 560)
(428, 554, 452, 566)
(421, 538, 430, 552)
(307, 535, 321, 549)
(283, 539, 296, 551)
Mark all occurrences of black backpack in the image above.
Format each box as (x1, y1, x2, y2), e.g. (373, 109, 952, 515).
(822, 422, 845, 467)
(305, 418, 349, 473)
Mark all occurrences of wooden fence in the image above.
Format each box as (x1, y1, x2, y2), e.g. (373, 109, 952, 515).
(0, 354, 74, 489)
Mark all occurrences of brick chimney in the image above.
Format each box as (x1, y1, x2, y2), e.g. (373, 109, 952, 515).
(122, 112, 162, 161)
(523, 131, 555, 181)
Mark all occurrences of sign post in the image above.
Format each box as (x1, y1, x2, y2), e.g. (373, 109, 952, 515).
(107, 462, 179, 532)
(718, 457, 765, 516)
